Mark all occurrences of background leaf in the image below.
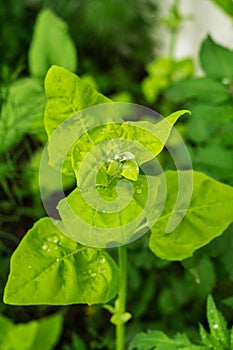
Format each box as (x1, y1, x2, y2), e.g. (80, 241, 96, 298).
(4, 218, 119, 305)
(200, 35, 233, 80)
(0, 313, 62, 350)
(29, 9, 77, 79)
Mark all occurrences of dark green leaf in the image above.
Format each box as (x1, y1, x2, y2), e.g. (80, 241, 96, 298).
(165, 77, 229, 104)
(200, 36, 233, 80)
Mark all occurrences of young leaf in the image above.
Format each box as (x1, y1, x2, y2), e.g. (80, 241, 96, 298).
(3, 218, 119, 305)
(207, 295, 229, 348)
(71, 110, 189, 185)
(149, 171, 233, 260)
(200, 36, 233, 80)
(128, 330, 204, 350)
(29, 9, 77, 79)
(0, 313, 62, 350)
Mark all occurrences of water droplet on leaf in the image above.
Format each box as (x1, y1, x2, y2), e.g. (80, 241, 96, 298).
(99, 258, 106, 264)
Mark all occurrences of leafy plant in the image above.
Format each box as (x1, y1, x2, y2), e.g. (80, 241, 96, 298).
(129, 295, 233, 350)
(165, 35, 233, 185)
(3, 65, 233, 350)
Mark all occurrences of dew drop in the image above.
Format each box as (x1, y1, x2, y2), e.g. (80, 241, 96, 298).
(102, 210, 106, 213)
(56, 258, 60, 262)
(42, 244, 48, 251)
(102, 269, 107, 273)
(28, 265, 32, 269)
(99, 258, 106, 264)
(136, 189, 142, 194)
(47, 248, 51, 252)
(54, 246, 58, 250)
(213, 324, 219, 329)
(90, 272, 97, 278)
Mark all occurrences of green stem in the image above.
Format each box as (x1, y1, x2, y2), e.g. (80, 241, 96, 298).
(116, 245, 127, 350)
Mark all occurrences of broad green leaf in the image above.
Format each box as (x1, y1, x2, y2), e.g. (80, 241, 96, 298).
(0, 313, 62, 350)
(200, 36, 233, 80)
(149, 171, 233, 261)
(57, 174, 161, 247)
(0, 78, 46, 153)
(29, 9, 77, 79)
(3, 218, 119, 305)
(210, 0, 233, 18)
(207, 295, 229, 348)
(128, 330, 204, 350)
(165, 77, 229, 105)
(44, 66, 111, 176)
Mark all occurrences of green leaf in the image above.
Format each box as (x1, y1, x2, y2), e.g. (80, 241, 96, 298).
(0, 313, 62, 350)
(149, 171, 233, 260)
(200, 36, 233, 80)
(128, 330, 204, 350)
(57, 174, 161, 247)
(210, 0, 233, 18)
(29, 9, 77, 79)
(44, 65, 111, 176)
(165, 77, 229, 104)
(0, 78, 46, 153)
(3, 218, 119, 305)
(121, 160, 139, 181)
(207, 295, 229, 348)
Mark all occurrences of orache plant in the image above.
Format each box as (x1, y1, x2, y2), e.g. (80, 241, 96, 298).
(3, 66, 233, 350)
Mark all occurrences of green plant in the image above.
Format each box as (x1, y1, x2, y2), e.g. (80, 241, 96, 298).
(129, 295, 233, 350)
(3, 65, 233, 350)
(165, 35, 233, 185)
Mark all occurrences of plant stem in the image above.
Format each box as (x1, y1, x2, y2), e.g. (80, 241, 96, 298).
(116, 245, 127, 350)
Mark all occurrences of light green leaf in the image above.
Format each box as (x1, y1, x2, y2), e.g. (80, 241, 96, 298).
(29, 9, 77, 79)
(210, 0, 233, 18)
(142, 57, 193, 103)
(0, 313, 62, 350)
(149, 171, 233, 261)
(128, 330, 204, 350)
(207, 295, 229, 348)
(165, 77, 229, 105)
(71, 110, 189, 185)
(44, 65, 110, 137)
(0, 78, 46, 153)
(3, 218, 119, 305)
(44, 65, 111, 176)
(121, 160, 139, 181)
(200, 36, 233, 80)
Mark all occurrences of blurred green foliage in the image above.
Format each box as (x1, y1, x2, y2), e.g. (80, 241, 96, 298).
(0, 1, 233, 349)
